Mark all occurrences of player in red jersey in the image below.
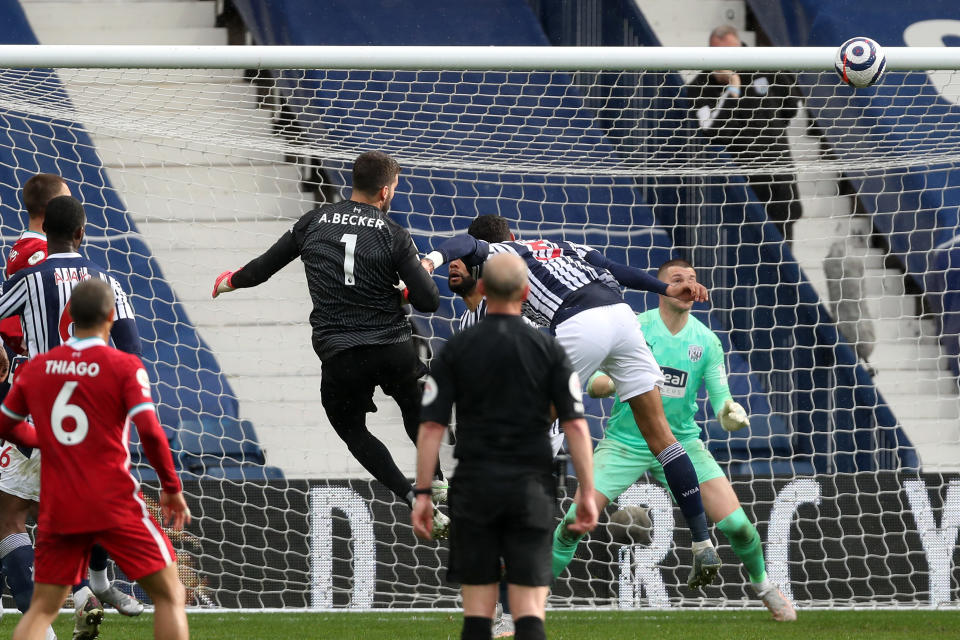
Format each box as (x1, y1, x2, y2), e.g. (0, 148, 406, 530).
(0, 279, 190, 640)
(0, 177, 143, 639)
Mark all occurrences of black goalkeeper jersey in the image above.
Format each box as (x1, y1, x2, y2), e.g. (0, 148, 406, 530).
(230, 200, 439, 360)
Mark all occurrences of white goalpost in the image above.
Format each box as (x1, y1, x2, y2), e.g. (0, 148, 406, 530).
(0, 45, 958, 610)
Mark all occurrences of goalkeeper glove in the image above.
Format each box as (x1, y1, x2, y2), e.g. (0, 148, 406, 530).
(212, 271, 236, 298)
(718, 398, 749, 432)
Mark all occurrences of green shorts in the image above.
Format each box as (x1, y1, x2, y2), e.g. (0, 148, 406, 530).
(592, 436, 725, 503)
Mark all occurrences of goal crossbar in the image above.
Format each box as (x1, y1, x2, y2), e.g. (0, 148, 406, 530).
(0, 45, 958, 70)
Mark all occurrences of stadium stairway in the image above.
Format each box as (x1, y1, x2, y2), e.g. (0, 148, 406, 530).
(744, 0, 960, 471)
(786, 115, 960, 471)
(18, 0, 287, 478)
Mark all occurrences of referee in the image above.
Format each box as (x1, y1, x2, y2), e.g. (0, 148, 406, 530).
(412, 254, 597, 640)
(213, 151, 443, 521)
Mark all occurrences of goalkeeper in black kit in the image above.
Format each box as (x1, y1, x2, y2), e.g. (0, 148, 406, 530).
(212, 151, 451, 535)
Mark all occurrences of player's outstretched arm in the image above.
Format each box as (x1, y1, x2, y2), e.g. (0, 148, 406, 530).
(561, 417, 598, 534)
(411, 420, 446, 540)
(581, 250, 671, 296)
(212, 231, 299, 298)
(703, 337, 748, 431)
(421, 234, 490, 273)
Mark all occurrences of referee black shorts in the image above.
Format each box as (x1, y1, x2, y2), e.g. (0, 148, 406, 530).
(447, 471, 556, 587)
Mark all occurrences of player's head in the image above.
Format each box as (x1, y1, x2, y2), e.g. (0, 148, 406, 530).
(709, 25, 741, 47)
(352, 151, 401, 213)
(467, 215, 513, 243)
(22, 173, 70, 220)
(70, 278, 115, 335)
(479, 253, 528, 304)
(447, 259, 480, 297)
(43, 195, 86, 249)
(658, 258, 697, 312)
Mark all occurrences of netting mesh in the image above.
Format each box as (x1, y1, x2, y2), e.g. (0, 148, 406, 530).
(0, 65, 958, 609)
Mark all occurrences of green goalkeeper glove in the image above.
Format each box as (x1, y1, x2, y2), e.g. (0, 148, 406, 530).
(718, 398, 749, 432)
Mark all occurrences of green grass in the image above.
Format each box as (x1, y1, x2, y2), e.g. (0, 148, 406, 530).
(9, 610, 960, 640)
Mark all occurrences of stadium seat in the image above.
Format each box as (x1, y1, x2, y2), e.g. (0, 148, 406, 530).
(203, 463, 286, 481)
(177, 416, 267, 473)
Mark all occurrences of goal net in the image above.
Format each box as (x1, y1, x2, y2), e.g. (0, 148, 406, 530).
(1, 48, 958, 610)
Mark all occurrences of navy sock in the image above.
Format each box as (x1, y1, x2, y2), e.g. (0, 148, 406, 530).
(0, 533, 34, 612)
(498, 579, 510, 615)
(461, 616, 492, 640)
(89, 544, 109, 571)
(657, 442, 709, 542)
(514, 616, 546, 640)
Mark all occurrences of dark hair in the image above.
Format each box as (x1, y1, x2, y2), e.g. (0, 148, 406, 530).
(657, 258, 694, 277)
(70, 279, 113, 330)
(22, 173, 68, 218)
(352, 151, 400, 195)
(42, 195, 86, 242)
(467, 215, 511, 243)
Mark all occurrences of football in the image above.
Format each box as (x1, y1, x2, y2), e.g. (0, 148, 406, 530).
(608, 505, 652, 545)
(835, 37, 886, 88)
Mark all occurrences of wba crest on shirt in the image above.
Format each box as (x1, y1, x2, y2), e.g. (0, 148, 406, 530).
(688, 345, 703, 362)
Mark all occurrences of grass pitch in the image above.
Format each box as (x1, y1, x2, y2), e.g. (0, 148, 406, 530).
(10, 609, 960, 639)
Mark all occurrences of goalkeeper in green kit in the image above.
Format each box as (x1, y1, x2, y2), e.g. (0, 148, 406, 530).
(551, 259, 797, 621)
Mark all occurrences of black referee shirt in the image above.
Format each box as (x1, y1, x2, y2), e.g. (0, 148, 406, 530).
(230, 200, 439, 360)
(421, 313, 584, 477)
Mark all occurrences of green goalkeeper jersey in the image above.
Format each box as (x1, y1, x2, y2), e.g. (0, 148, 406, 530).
(604, 308, 732, 449)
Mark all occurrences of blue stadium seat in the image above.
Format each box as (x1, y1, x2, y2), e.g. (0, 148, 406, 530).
(177, 416, 266, 473)
(203, 463, 285, 481)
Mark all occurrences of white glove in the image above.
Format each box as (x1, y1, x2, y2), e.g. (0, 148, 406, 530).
(212, 271, 236, 298)
(718, 398, 749, 432)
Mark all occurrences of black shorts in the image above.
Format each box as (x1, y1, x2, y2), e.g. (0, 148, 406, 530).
(319, 340, 421, 430)
(447, 471, 555, 586)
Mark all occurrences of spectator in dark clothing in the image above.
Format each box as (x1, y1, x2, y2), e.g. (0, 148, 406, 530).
(686, 25, 804, 244)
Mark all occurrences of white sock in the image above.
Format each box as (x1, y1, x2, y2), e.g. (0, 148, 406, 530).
(752, 579, 773, 596)
(89, 568, 110, 593)
(691, 539, 714, 553)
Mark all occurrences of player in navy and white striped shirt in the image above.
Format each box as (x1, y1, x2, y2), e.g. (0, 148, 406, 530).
(423, 215, 723, 588)
(0, 200, 139, 358)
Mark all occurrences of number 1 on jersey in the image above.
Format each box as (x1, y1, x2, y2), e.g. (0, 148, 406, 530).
(340, 233, 357, 286)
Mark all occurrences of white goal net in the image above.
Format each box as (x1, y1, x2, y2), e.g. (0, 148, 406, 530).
(1, 48, 959, 609)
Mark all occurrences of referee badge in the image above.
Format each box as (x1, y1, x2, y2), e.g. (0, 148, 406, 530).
(688, 345, 703, 362)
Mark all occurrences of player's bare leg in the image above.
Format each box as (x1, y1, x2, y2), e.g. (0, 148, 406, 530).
(461, 583, 498, 638)
(506, 585, 549, 639)
(626, 389, 720, 588)
(138, 564, 189, 640)
(12, 582, 70, 640)
(700, 477, 796, 621)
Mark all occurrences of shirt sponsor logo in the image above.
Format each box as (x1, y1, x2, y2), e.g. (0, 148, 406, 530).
(659, 366, 687, 398)
(688, 345, 703, 362)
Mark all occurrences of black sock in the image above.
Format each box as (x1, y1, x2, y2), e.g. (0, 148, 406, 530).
(657, 442, 710, 542)
(461, 616, 492, 640)
(514, 616, 546, 640)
